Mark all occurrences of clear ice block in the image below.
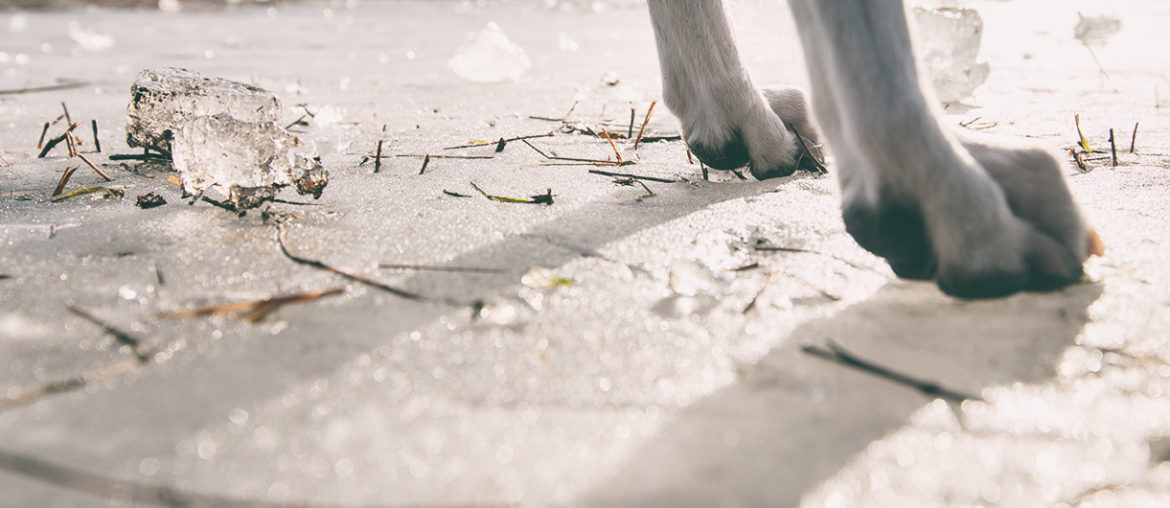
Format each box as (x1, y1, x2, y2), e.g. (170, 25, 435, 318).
(126, 68, 327, 209)
(1075, 13, 1122, 45)
(912, 7, 990, 105)
(126, 67, 281, 154)
(170, 114, 326, 204)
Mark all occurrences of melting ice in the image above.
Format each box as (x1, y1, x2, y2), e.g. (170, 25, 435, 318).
(912, 7, 990, 104)
(126, 68, 327, 208)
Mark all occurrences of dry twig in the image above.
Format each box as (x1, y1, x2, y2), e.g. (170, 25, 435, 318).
(276, 227, 423, 301)
(52, 165, 79, 196)
(157, 287, 345, 323)
(802, 339, 979, 402)
(65, 304, 153, 363)
(634, 100, 657, 150)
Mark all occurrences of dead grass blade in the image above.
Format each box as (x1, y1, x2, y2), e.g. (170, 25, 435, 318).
(156, 287, 345, 323)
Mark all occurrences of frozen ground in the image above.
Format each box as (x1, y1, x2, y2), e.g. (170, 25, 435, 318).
(1, 0, 1170, 506)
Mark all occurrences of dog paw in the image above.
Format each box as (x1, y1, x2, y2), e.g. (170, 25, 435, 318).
(675, 86, 816, 179)
(842, 143, 1091, 298)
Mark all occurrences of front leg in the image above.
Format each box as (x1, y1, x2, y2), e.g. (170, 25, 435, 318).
(647, 0, 815, 179)
(788, 0, 1092, 297)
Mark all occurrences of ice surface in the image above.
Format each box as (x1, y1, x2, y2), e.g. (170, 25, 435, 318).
(912, 7, 990, 104)
(127, 68, 327, 208)
(4, 3, 1170, 506)
(126, 67, 281, 154)
(448, 22, 531, 83)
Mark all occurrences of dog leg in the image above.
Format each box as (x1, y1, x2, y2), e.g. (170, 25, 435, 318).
(788, 0, 1090, 297)
(647, 0, 814, 178)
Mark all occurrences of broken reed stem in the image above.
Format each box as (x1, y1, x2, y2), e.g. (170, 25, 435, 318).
(628, 106, 636, 139)
(37, 122, 79, 158)
(521, 139, 551, 158)
(684, 142, 695, 165)
(373, 139, 384, 173)
(284, 114, 307, 130)
(37, 122, 49, 149)
(156, 287, 345, 323)
(374, 124, 385, 173)
(468, 181, 498, 200)
(53, 166, 79, 196)
(393, 154, 493, 160)
(276, 227, 424, 301)
(791, 274, 842, 301)
(76, 153, 111, 181)
(754, 243, 877, 273)
(1071, 149, 1088, 172)
(65, 304, 153, 363)
(633, 178, 654, 197)
(1075, 114, 1092, 152)
(91, 120, 101, 153)
(544, 156, 624, 166)
(1109, 129, 1118, 167)
(587, 169, 676, 183)
(742, 272, 774, 313)
(442, 132, 554, 151)
(379, 264, 506, 274)
(1131, 122, 1139, 153)
(467, 181, 553, 204)
(419, 154, 431, 175)
(108, 153, 169, 161)
(65, 131, 77, 157)
(51, 185, 125, 202)
(0, 359, 140, 412)
(0, 80, 89, 96)
(60, 102, 72, 125)
(791, 126, 828, 174)
(633, 100, 657, 150)
(802, 339, 980, 403)
(522, 138, 623, 166)
(600, 128, 623, 164)
(563, 100, 579, 118)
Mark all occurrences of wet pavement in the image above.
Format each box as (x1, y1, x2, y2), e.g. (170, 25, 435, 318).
(1, 1, 1170, 506)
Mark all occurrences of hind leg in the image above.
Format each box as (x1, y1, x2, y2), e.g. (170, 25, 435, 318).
(647, 0, 817, 179)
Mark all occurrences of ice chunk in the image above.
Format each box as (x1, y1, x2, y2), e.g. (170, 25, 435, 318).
(912, 7, 989, 104)
(668, 260, 723, 297)
(557, 32, 579, 52)
(448, 22, 531, 83)
(126, 67, 280, 154)
(126, 68, 327, 209)
(8, 13, 28, 32)
(170, 114, 327, 205)
(1075, 14, 1122, 45)
(68, 22, 114, 52)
